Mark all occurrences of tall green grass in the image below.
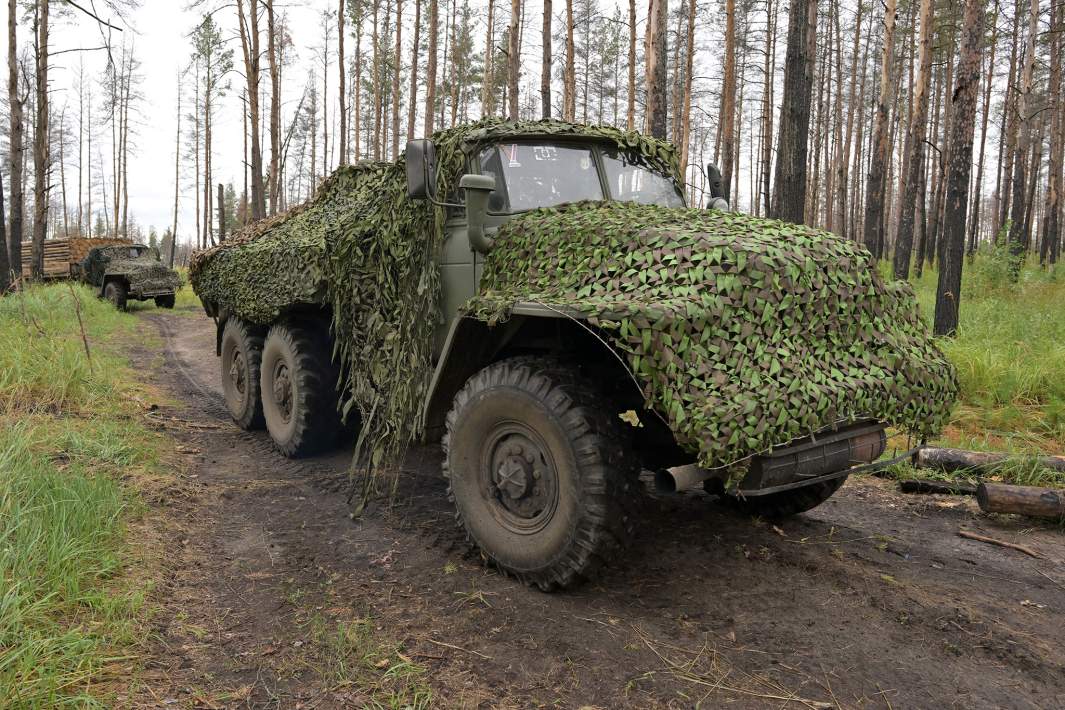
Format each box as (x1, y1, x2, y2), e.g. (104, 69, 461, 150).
(0, 283, 159, 707)
(910, 250, 1065, 454)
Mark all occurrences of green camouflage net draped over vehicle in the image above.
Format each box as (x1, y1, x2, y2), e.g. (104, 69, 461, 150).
(466, 201, 957, 470)
(190, 118, 678, 487)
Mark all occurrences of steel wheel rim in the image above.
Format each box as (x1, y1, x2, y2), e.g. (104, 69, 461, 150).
(478, 421, 560, 535)
(271, 360, 293, 423)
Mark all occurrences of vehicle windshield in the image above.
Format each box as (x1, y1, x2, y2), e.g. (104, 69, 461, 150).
(601, 148, 686, 208)
(477, 142, 684, 212)
(478, 143, 604, 212)
(99, 245, 149, 260)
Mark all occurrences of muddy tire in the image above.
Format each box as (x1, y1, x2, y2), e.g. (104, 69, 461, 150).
(260, 322, 339, 458)
(104, 281, 127, 311)
(221, 318, 266, 431)
(443, 357, 641, 591)
(723, 475, 848, 519)
(155, 294, 176, 309)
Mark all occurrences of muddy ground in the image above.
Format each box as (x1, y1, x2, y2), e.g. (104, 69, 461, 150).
(124, 310, 1065, 709)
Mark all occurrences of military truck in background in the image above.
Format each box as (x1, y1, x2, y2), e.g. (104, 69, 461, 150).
(79, 244, 181, 310)
(192, 120, 954, 591)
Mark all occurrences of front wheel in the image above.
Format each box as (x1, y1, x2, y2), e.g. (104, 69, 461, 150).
(443, 358, 641, 591)
(103, 281, 127, 311)
(260, 322, 340, 458)
(722, 475, 849, 519)
(155, 294, 176, 309)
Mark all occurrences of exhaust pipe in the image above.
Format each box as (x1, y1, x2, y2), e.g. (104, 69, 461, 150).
(655, 464, 714, 493)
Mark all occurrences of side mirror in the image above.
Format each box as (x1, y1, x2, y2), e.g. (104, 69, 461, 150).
(460, 173, 497, 253)
(405, 139, 437, 200)
(705, 163, 730, 211)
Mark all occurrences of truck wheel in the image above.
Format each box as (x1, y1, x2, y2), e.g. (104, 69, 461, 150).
(104, 281, 127, 311)
(723, 475, 848, 519)
(155, 294, 176, 309)
(260, 322, 339, 458)
(221, 318, 266, 430)
(443, 357, 641, 591)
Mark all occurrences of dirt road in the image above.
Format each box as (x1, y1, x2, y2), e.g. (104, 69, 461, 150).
(131, 310, 1065, 709)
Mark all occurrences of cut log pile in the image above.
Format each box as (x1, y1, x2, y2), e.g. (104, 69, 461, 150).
(20, 238, 132, 280)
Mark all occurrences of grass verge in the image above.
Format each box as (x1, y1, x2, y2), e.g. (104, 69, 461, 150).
(0, 283, 168, 707)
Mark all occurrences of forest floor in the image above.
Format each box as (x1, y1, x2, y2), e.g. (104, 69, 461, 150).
(119, 307, 1065, 709)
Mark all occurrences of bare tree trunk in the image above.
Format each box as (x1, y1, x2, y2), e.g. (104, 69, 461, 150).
(934, 0, 984, 336)
(237, 0, 266, 220)
(171, 74, 181, 267)
(194, 65, 201, 249)
(861, 0, 896, 260)
(0, 172, 8, 291)
(719, 0, 737, 201)
(893, 0, 931, 279)
(1007, 0, 1039, 275)
(31, 0, 50, 280)
(644, 0, 667, 139)
(968, 8, 998, 256)
(354, 5, 363, 156)
(267, 0, 281, 213)
(392, 0, 403, 158)
(409, 0, 422, 136)
(1045, 0, 1064, 264)
(626, 0, 636, 131)
(217, 183, 226, 241)
(760, 0, 778, 217)
(769, 0, 816, 223)
(507, 0, 521, 120)
(563, 0, 576, 121)
(425, 0, 438, 134)
(541, 0, 551, 118)
(678, 0, 696, 182)
(338, 0, 347, 165)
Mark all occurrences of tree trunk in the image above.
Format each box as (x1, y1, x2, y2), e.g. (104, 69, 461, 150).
(892, 0, 931, 279)
(761, 0, 779, 217)
(237, 0, 267, 220)
(968, 9, 998, 256)
(507, 0, 520, 120)
(977, 483, 1065, 520)
(425, 0, 437, 134)
(769, 0, 816, 224)
(861, 0, 896, 260)
(933, 0, 983, 337)
(171, 74, 181, 267)
(541, 0, 551, 119)
(644, 0, 668, 139)
(719, 0, 737, 202)
(1007, 0, 1038, 275)
(1042, 0, 1063, 265)
(31, 0, 50, 280)
(0, 171, 8, 291)
(7, 0, 24, 278)
(409, 0, 422, 137)
(338, 0, 347, 165)
(267, 0, 281, 212)
(678, 0, 696, 181)
(392, 0, 403, 158)
(563, 0, 576, 121)
(626, 0, 636, 131)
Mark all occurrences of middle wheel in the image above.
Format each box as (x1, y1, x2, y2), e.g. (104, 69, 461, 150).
(260, 321, 340, 458)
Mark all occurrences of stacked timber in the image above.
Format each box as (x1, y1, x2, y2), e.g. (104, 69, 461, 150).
(20, 237, 132, 279)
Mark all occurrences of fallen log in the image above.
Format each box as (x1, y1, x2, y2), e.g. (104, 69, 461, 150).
(976, 482, 1065, 519)
(916, 447, 1065, 474)
(899, 479, 977, 496)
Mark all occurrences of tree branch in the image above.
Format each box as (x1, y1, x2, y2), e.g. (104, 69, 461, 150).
(61, 0, 124, 31)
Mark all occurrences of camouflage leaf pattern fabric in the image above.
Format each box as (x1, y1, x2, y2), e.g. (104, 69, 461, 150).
(467, 201, 957, 469)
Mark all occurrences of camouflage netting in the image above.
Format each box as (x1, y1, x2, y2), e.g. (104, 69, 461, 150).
(467, 202, 957, 470)
(191, 117, 955, 491)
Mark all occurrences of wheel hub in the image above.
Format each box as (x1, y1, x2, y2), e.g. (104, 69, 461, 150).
(484, 429, 557, 532)
(272, 362, 293, 422)
(229, 353, 247, 395)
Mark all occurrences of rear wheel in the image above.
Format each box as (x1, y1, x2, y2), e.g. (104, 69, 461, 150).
(104, 281, 127, 311)
(722, 475, 848, 519)
(443, 357, 641, 591)
(260, 322, 340, 457)
(220, 318, 265, 430)
(155, 294, 176, 309)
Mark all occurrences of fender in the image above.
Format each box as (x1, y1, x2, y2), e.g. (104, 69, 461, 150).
(421, 302, 603, 439)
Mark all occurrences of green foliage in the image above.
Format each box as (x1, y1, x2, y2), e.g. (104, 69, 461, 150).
(469, 201, 957, 470)
(913, 259, 1065, 453)
(0, 284, 161, 706)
